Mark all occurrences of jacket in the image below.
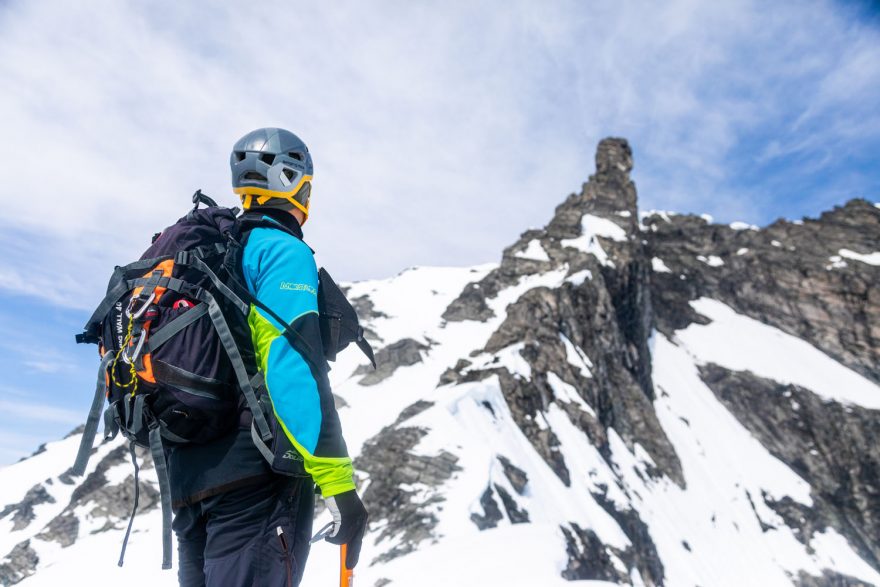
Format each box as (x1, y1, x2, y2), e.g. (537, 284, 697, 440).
(168, 208, 355, 507)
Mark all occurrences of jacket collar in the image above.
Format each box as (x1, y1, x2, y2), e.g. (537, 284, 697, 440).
(241, 207, 304, 240)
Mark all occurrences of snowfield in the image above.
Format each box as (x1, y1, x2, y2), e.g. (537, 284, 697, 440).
(2, 261, 878, 587)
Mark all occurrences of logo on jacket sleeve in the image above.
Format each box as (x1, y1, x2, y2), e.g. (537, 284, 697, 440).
(279, 282, 317, 296)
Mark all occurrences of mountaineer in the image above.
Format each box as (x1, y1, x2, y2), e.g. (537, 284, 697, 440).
(169, 127, 369, 586)
(74, 127, 370, 587)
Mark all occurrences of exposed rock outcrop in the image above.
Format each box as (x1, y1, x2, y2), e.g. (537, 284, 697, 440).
(497, 455, 528, 495)
(795, 570, 876, 587)
(0, 541, 38, 586)
(356, 338, 429, 386)
(470, 487, 503, 530)
(700, 364, 880, 570)
(442, 138, 684, 488)
(646, 200, 879, 384)
(562, 523, 630, 583)
(355, 402, 461, 563)
(0, 485, 55, 532)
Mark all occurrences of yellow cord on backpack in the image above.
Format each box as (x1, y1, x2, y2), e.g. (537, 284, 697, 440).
(110, 313, 139, 396)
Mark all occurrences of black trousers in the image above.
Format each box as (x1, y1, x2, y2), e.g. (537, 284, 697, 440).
(172, 476, 315, 587)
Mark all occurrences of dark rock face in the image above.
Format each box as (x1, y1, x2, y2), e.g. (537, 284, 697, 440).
(646, 200, 879, 384)
(68, 445, 159, 523)
(699, 364, 880, 570)
(561, 512, 664, 587)
(355, 403, 461, 564)
(497, 455, 528, 495)
(795, 570, 876, 587)
(496, 367, 571, 486)
(443, 138, 683, 489)
(470, 487, 503, 530)
(562, 523, 629, 583)
(592, 490, 664, 586)
(442, 282, 495, 322)
(0, 541, 38, 586)
(40, 444, 159, 550)
(494, 484, 529, 523)
(437, 137, 880, 583)
(0, 485, 55, 531)
(356, 338, 429, 386)
(37, 513, 79, 548)
(349, 294, 387, 343)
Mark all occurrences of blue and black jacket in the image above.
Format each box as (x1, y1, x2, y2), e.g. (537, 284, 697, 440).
(169, 209, 355, 507)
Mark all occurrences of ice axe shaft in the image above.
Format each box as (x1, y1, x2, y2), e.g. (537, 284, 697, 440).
(340, 544, 354, 587)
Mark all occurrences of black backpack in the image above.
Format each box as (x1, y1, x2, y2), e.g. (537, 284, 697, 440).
(72, 191, 375, 569)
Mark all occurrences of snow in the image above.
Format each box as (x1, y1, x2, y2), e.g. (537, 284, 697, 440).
(640, 210, 677, 222)
(651, 257, 672, 273)
(616, 210, 632, 218)
(566, 269, 592, 285)
(6, 260, 880, 587)
(838, 248, 880, 266)
(581, 214, 629, 242)
(547, 372, 595, 416)
(730, 221, 759, 231)
(401, 376, 635, 583)
(560, 332, 593, 378)
(514, 238, 550, 262)
(771, 240, 782, 247)
(696, 255, 724, 267)
(826, 255, 847, 270)
(676, 298, 880, 409)
(469, 343, 532, 379)
(736, 248, 749, 255)
(561, 233, 612, 266)
(637, 333, 880, 587)
(560, 214, 629, 268)
(700, 214, 714, 223)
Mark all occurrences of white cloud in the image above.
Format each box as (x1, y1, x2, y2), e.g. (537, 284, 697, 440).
(0, 398, 82, 426)
(0, 0, 876, 310)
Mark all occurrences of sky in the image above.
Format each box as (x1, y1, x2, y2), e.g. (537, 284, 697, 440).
(0, 0, 877, 465)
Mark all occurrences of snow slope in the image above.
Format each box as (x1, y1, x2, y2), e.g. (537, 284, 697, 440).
(2, 264, 878, 587)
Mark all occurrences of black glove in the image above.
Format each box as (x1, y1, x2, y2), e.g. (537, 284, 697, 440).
(325, 489, 369, 568)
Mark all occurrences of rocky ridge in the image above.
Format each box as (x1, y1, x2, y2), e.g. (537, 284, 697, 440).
(357, 138, 879, 586)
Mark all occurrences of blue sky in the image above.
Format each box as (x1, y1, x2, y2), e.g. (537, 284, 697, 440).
(0, 0, 877, 464)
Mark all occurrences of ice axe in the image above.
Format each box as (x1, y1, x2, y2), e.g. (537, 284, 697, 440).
(312, 522, 355, 586)
(340, 543, 354, 587)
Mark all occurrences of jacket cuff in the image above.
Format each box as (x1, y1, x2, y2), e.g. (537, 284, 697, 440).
(319, 477, 357, 498)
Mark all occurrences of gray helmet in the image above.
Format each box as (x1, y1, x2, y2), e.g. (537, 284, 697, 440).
(230, 127, 314, 216)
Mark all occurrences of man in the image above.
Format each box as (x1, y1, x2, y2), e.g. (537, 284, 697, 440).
(169, 127, 368, 586)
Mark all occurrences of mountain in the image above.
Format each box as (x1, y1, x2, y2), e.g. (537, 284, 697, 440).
(1, 138, 878, 587)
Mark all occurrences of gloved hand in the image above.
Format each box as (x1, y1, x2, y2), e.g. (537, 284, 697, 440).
(324, 489, 369, 568)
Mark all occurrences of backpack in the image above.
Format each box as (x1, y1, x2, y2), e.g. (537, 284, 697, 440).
(71, 191, 375, 569)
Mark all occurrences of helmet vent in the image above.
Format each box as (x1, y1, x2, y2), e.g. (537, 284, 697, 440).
(288, 152, 304, 161)
(234, 151, 246, 162)
(259, 153, 276, 165)
(243, 171, 266, 181)
(282, 168, 295, 181)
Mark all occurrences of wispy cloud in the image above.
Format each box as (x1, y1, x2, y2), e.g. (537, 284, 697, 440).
(0, 0, 876, 312)
(0, 398, 82, 426)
